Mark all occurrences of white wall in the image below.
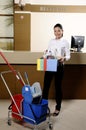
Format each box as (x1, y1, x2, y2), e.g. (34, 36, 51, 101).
(14, 0, 86, 52)
(31, 13, 86, 52)
(15, 0, 86, 5)
(30, 0, 86, 5)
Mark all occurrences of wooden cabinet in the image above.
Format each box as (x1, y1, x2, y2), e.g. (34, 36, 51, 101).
(0, 64, 86, 99)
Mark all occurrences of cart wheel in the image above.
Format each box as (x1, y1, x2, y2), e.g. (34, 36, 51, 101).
(7, 120, 11, 126)
(49, 122, 53, 130)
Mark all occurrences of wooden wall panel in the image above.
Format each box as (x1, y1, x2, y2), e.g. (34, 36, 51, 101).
(14, 4, 86, 13)
(62, 65, 86, 99)
(14, 13, 30, 50)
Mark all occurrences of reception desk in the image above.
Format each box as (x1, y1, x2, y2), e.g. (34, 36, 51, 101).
(0, 51, 86, 99)
(0, 51, 86, 64)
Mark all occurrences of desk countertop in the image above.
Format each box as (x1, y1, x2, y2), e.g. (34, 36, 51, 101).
(0, 51, 86, 64)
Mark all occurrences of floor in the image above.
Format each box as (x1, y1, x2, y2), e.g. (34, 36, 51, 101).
(0, 99, 86, 130)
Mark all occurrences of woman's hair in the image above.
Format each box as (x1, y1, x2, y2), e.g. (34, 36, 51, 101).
(54, 23, 63, 30)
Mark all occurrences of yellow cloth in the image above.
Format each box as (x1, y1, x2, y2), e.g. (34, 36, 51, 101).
(37, 59, 44, 70)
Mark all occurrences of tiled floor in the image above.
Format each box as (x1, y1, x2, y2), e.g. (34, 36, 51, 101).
(0, 99, 86, 130)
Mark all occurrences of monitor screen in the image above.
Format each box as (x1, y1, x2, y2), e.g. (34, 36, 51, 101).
(71, 36, 85, 52)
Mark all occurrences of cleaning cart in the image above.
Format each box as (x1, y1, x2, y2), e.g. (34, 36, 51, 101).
(0, 51, 53, 130)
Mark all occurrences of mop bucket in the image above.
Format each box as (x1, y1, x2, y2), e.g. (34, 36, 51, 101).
(9, 94, 23, 120)
(22, 82, 42, 104)
(23, 99, 48, 124)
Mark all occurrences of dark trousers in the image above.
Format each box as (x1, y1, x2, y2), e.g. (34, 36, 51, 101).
(42, 63, 64, 111)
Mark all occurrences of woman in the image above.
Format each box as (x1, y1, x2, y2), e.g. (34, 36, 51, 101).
(42, 23, 70, 116)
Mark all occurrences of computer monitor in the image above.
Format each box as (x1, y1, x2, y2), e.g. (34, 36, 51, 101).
(71, 36, 85, 52)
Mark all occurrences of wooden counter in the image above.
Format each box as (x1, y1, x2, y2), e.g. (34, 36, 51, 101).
(0, 51, 86, 99)
(0, 51, 86, 64)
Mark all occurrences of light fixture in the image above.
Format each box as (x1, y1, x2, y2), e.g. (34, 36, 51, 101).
(18, 0, 26, 10)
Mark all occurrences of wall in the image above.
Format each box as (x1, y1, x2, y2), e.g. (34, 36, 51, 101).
(15, 0, 86, 5)
(14, 13, 30, 50)
(14, 0, 86, 52)
(31, 13, 86, 52)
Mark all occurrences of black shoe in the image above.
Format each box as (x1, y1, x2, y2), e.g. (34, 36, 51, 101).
(53, 110, 60, 116)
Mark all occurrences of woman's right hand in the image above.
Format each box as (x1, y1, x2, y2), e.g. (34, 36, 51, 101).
(57, 56, 65, 63)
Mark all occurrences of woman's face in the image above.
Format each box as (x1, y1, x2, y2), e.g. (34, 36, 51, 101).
(54, 27, 63, 39)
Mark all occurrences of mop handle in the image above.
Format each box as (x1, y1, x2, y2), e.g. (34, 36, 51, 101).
(24, 72, 30, 85)
(0, 51, 24, 86)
